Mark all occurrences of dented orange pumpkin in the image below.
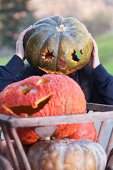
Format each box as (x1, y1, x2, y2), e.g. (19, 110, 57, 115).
(0, 74, 96, 144)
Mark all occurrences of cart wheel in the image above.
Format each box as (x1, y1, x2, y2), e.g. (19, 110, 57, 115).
(0, 155, 14, 170)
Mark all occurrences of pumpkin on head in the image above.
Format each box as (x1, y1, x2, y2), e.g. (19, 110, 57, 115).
(23, 16, 93, 74)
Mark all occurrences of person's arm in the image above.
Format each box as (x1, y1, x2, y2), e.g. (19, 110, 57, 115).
(92, 64, 113, 105)
(0, 55, 25, 92)
(0, 26, 32, 92)
(89, 35, 113, 105)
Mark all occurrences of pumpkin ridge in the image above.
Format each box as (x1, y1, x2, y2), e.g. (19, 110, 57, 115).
(38, 33, 56, 65)
(50, 16, 64, 25)
(34, 17, 57, 27)
(26, 32, 55, 67)
(55, 33, 62, 72)
(64, 17, 81, 28)
(33, 23, 56, 30)
(40, 32, 60, 71)
(60, 33, 79, 64)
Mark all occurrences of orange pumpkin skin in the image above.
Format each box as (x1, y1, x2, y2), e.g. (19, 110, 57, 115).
(0, 75, 87, 144)
(69, 122, 97, 142)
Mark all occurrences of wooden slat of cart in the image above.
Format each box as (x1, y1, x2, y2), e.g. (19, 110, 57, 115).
(0, 111, 113, 128)
(0, 103, 113, 170)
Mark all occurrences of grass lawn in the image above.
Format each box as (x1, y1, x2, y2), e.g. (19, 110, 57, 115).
(95, 32, 113, 74)
(0, 31, 113, 74)
(0, 56, 11, 65)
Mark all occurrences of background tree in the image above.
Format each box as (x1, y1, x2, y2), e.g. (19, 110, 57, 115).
(0, 0, 36, 48)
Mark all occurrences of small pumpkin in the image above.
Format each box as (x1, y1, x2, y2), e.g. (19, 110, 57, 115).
(0, 74, 87, 144)
(23, 16, 93, 74)
(28, 139, 107, 170)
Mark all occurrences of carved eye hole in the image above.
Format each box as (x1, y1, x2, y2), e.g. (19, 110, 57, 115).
(37, 78, 50, 85)
(19, 85, 33, 95)
(46, 50, 55, 60)
(19, 79, 50, 95)
(72, 50, 83, 62)
(42, 50, 55, 61)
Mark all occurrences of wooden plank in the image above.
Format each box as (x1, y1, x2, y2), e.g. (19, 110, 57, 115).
(0, 111, 113, 128)
(87, 103, 113, 112)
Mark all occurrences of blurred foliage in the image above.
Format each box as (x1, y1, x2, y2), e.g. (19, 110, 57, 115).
(83, 11, 112, 36)
(96, 32, 113, 74)
(0, 0, 36, 48)
(95, 32, 113, 63)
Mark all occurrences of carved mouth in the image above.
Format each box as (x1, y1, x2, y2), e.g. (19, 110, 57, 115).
(3, 78, 53, 117)
(3, 94, 52, 117)
(59, 58, 67, 68)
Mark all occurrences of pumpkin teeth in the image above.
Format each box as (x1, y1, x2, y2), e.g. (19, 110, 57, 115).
(42, 52, 46, 56)
(33, 93, 52, 108)
(42, 56, 45, 60)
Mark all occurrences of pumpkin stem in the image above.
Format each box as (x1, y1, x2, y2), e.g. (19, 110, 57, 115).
(56, 24, 67, 32)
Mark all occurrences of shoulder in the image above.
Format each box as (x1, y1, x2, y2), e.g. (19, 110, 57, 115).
(16, 63, 46, 81)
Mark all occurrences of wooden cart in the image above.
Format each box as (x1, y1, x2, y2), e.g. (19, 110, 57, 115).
(0, 103, 113, 170)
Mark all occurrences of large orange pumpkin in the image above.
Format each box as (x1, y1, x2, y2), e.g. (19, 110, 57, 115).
(23, 16, 93, 74)
(0, 75, 96, 144)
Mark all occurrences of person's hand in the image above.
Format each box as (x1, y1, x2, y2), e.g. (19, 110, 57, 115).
(88, 35, 100, 69)
(16, 26, 32, 60)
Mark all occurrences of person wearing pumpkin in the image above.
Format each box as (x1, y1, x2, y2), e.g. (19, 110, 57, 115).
(0, 25, 113, 105)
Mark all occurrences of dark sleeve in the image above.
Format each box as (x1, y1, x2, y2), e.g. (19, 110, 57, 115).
(92, 64, 113, 105)
(0, 55, 25, 92)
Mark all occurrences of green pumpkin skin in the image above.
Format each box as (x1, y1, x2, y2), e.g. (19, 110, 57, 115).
(24, 16, 93, 74)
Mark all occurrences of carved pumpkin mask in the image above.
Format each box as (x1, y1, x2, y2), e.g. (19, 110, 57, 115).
(23, 16, 93, 74)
